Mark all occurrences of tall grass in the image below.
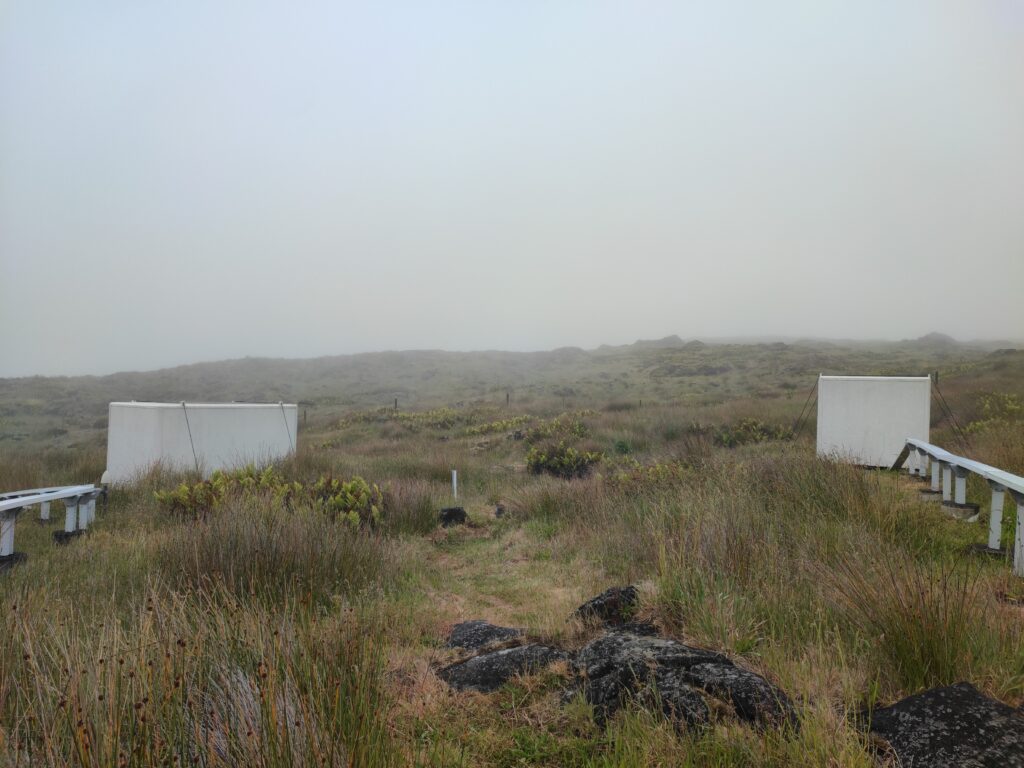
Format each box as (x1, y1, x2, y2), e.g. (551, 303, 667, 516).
(155, 499, 393, 606)
(824, 553, 996, 692)
(0, 585, 395, 767)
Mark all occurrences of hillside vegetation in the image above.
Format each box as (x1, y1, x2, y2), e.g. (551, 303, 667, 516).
(1, 340, 1023, 766)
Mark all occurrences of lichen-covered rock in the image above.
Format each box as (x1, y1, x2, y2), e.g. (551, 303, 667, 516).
(575, 631, 729, 681)
(682, 662, 797, 729)
(570, 631, 795, 732)
(438, 644, 568, 693)
(572, 631, 728, 726)
(574, 586, 639, 625)
(445, 620, 523, 650)
(616, 620, 660, 637)
(651, 667, 711, 727)
(868, 682, 1024, 767)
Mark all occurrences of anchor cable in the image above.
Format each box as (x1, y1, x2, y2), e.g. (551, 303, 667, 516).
(180, 402, 201, 473)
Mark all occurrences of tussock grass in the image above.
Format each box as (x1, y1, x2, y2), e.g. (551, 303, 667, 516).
(823, 553, 996, 692)
(1, 585, 394, 767)
(156, 499, 393, 606)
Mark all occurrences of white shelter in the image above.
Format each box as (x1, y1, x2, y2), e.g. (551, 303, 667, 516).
(103, 402, 298, 484)
(816, 376, 930, 467)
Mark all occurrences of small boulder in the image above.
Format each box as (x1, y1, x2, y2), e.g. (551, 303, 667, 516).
(438, 644, 568, 693)
(682, 662, 797, 729)
(867, 682, 1024, 767)
(570, 631, 795, 732)
(572, 631, 728, 725)
(445, 620, 523, 650)
(651, 667, 712, 727)
(574, 586, 639, 625)
(616, 620, 660, 636)
(439, 507, 467, 527)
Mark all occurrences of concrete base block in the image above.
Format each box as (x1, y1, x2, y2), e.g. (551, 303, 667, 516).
(0, 552, 28, 571)
(53, 530, 84, 545)
(942, 501, 981, 521)
(920, 490, 943, 502)
(968, 543, 1009, 558)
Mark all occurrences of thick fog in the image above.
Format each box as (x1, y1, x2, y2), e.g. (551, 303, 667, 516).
(2, 1, 1023, 376)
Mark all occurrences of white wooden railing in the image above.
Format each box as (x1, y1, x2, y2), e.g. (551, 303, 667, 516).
(898, 440, 1024, 575)
(0, 485, 102, 564)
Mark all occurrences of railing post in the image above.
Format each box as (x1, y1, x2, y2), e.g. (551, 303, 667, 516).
(989, 483, 1006, 551)
(941, 462, 952, 502)
(40, 500, 50, 521)
(953, 466, 968, 506)
(64, 497, 79, 533)
(0, 510, 16, 557)
(918, 449, 929, 478)
(931, 458, 940, 492)
(77, 497, 89, 530)
(1013, 491, 1024, 578)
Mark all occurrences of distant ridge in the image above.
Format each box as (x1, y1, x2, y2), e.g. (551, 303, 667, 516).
(631, 335, 687, 350)
(912, 332, 958, 346)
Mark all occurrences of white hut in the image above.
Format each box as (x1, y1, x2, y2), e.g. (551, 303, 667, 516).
(102, 402, 298, 484)
(816, 376, 931, 467)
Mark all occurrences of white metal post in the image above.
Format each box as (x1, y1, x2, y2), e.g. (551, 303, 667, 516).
(954, 467, 968, 506)
(452, 470, 458, 501)
(0, 511, 15, 557)
(908, 449, 919, 476)
(64, 497, 79, 533)
(1014, 492, 1024, 578)
(941, 463, 952, 502)
(77, 497, 89, 530)
(87, 497, 96, 525)
(918, 449, 929, 478)
(40, 501, 50, 521)
(989, 485, 1005, 551)
(931, 459, 940, 492)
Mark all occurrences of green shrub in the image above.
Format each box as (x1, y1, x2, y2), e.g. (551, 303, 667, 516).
(523, 412, 593, 444)
(526, 442, 603, 479)
(465, 415, 532, 436)
(154, 466, 383, 530)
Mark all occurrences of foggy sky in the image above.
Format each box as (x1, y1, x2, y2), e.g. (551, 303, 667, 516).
(2, 1, 1023, 377)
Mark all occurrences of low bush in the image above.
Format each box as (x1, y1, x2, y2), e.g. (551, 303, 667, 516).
(526, 442, 603, 479)
(154, 466, 383, 530)
(465, 415, 532, 436)
(523, 412, 593, 444)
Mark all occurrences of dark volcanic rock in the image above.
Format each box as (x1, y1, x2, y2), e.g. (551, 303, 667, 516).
(572, 631, 728, 725)
(445, 620, 523, 650)
(438, 644, 568, 693)
(439, 507, 467, 527)
(576, 631, 730, 680)
(574, 586, 639, 625)
(682, 662, 797, 729)
(652, 667, 711, 727)
(570, 631, 794, 731)
(616, 620, 660, 636)
(868, 682, 1024, 767)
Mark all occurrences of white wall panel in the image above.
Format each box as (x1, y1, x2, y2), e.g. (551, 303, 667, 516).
(104, 402, 297, 483)
(816, 376, 930, 467)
